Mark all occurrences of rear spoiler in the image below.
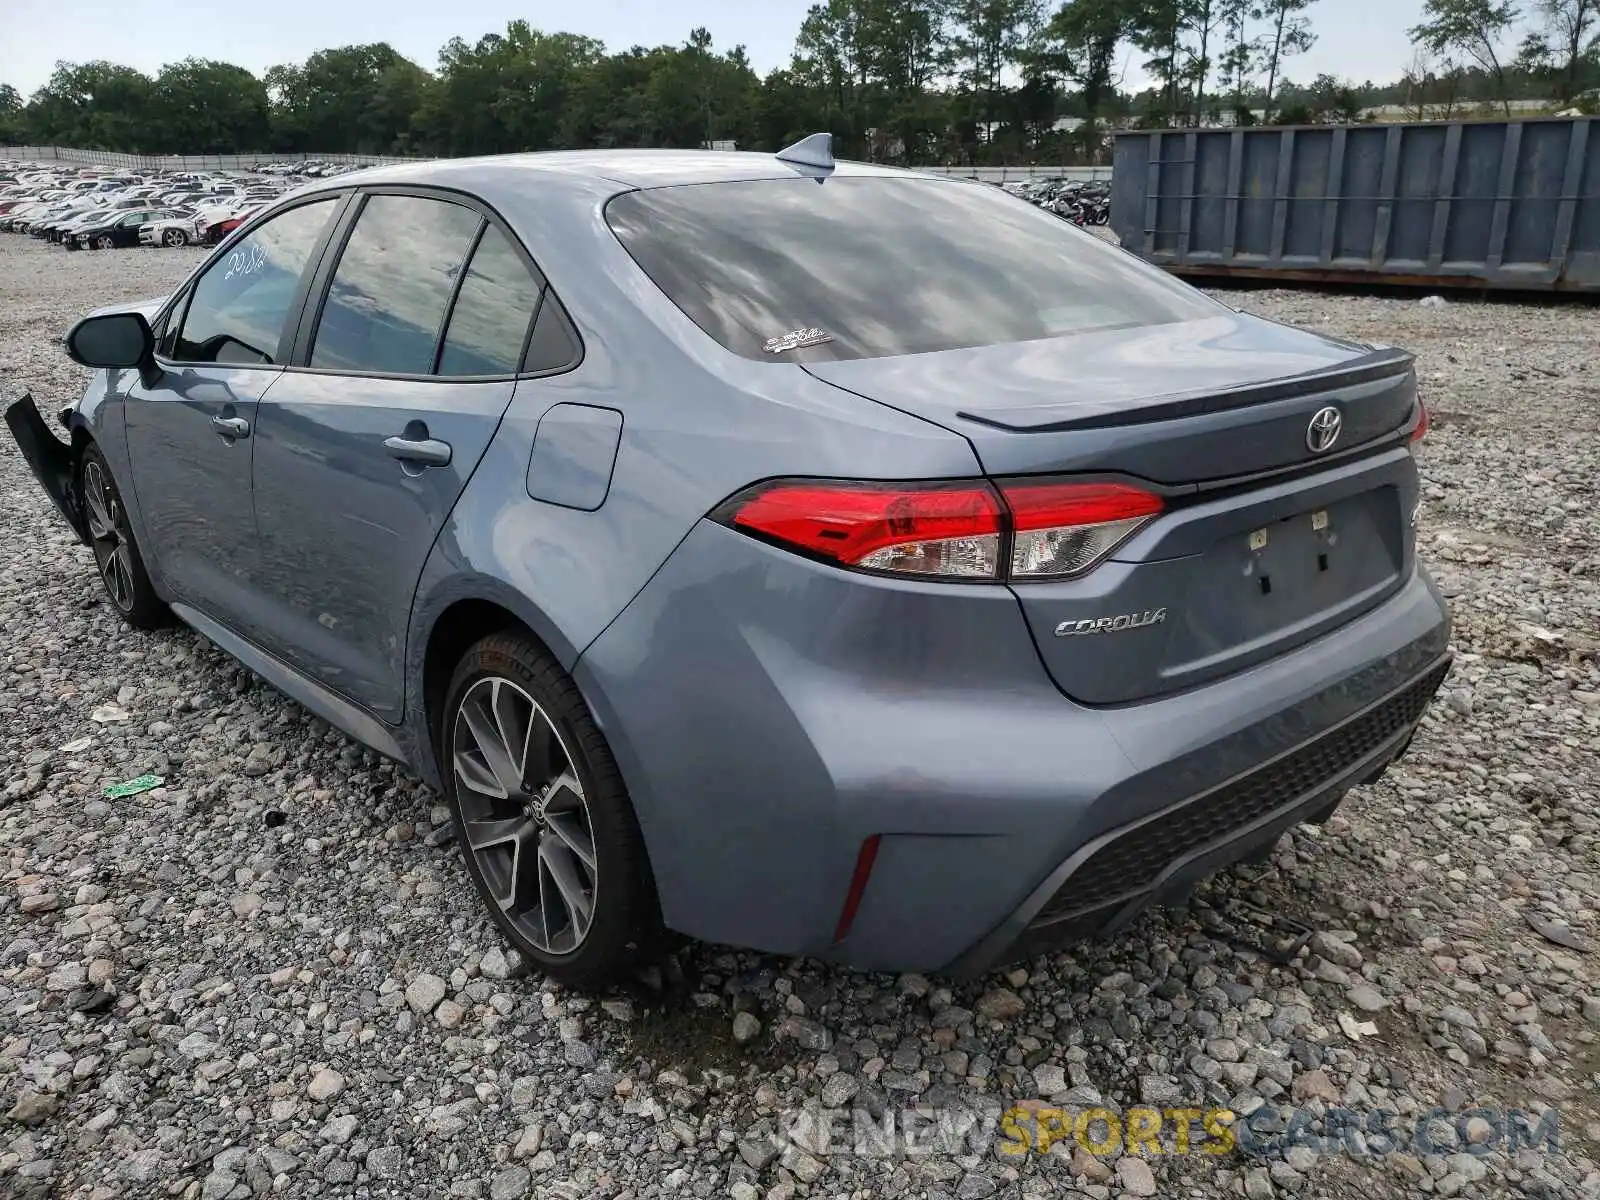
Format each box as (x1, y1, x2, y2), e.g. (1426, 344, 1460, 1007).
(957, 347, 1415, 433)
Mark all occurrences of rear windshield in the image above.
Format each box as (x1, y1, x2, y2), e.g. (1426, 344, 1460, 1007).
(605, 176, 1219, 362)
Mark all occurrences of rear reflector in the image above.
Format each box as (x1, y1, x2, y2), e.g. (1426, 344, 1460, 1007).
(833, 834, 882, 942)
(716, 477, 1164, 582)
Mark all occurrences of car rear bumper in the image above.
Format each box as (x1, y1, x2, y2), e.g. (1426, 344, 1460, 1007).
(575, 519, 1451, 974)
(4, 392, 89, 544)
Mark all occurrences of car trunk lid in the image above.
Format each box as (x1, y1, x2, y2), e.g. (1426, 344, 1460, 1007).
(803, 314, 1421, 705)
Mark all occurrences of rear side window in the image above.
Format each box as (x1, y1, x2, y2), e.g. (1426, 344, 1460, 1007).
(170, 197, 339, 366)
(606, 177, 1219, 362)
(437, 225, 542, 377)
(310, 195, 481, 375)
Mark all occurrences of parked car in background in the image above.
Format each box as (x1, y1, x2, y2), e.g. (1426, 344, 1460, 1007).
(139, 211, 207, 247)
(73, 207, 183, 250)
(7, 139, 1449, 989)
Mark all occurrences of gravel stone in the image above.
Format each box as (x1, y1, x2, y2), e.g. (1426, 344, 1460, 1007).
(406, 973, 448, 1014)
(489, 1165, 531, 1199)
(1117, 1157, 1159, 1196)
(306, 1068, 345, 1100)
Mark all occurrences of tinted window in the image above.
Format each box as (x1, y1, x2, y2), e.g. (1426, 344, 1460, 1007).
(171, 198, 338, 365)
(437, 226, 542, 377)
(311, 195, 481, 375)
(606, 178, 1220, 362)
(522, 294, 581, 373)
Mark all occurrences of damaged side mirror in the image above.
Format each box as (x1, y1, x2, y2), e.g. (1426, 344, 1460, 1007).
(64, 312, 161, 387)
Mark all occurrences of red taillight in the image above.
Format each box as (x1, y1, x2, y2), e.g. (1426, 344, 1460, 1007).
(1410, 397, 1429, 444)
(1000, 480, 1164, 579)
(716, 477, 1163, 582)
(723, 480, 1005, 579)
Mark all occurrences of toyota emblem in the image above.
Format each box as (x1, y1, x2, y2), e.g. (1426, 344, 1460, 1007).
(1306, 406, 1342, 454)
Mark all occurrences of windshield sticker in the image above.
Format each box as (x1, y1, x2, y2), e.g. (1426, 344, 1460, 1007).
(763, 327, 833, 354)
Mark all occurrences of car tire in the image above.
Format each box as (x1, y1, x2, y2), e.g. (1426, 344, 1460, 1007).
(94, 235, 113, 250)
(64, 239, 77, 251)
(78, 443, 168, 630)
(441, 631, 660, 990)
(163, 228, 188, 247)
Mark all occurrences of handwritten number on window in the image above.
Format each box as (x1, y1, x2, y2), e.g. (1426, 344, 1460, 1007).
(222, 243, 269, 281)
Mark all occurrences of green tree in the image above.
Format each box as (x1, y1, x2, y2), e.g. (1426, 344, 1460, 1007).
(267, 43, 428, 154)
(26, 61, 156, 150)
(1260, 0, 1317, 119)
(948, 0, 1043, 151)
(415, 23, 604, 155)
(1033, 0, 1137, 153)
(1409, 0, 1521, 115)
(0, 83, 25, 143)
(152, 60, 270, 153)
(1217, 0, 1265, 117)
(1130, 0, 1192, 125)
(1517, 0, 1599, 103)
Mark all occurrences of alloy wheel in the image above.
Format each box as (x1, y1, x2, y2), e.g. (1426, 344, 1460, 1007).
(164, 228, 186, 247)
(82, 459, 135, 613)
(451, 676, 598, 955)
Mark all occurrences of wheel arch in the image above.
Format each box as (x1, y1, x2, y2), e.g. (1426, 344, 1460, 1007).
(412, 588, 666, 917)
(409, 581, 581, 789)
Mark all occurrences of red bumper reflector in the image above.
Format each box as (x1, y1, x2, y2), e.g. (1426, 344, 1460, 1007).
(832, 834, 883, 943)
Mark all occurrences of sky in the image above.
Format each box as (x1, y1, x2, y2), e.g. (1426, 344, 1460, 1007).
(1, 0, 1433, 99)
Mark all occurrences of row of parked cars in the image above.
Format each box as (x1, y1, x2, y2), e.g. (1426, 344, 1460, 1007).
(0, 159, 364, 252)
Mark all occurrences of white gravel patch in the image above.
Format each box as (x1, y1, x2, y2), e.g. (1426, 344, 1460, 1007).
(1, 235, 1597, 1200)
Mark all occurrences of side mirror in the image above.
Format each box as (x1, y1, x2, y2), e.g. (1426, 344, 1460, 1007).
(64, 311, 155, 371)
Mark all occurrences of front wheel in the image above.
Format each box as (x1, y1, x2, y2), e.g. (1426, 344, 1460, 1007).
(79, 444, 168, 629)
(93, 235, 113, 250)
(163, 227, 188, 247)
(442, 632, 660, 990)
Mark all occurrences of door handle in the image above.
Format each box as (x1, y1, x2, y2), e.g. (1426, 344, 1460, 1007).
(384, 435, 452, 468)
(211, 415, 250, 439)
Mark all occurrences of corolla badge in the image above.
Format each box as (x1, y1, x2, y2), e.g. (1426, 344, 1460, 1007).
(1055, 608, 1168, 637)
(1306, 405, 1342, 454)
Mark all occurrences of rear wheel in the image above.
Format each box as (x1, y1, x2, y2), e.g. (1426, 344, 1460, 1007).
(442, 632, 659, 989)
(79, 444, 167, 629)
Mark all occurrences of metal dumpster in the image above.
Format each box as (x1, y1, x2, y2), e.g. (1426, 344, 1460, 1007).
(1111, 118, 1600, 291)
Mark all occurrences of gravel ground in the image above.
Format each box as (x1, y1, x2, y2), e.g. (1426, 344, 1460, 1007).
(1, 235, 1597, 1200)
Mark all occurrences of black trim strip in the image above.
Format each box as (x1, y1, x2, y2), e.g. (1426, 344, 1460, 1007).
(956, 349, 1416, 433)
(432, 218, 489, 375)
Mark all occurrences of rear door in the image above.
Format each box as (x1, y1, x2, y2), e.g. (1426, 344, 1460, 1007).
(244, 190, 549, 722)
(124, 195, 344, 630)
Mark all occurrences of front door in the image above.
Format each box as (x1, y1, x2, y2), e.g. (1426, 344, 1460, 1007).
(247, 193, 544, 722)
(124, 195, 343, 634)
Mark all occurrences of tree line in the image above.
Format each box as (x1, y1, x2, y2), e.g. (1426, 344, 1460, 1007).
(0, 0, 1595, 164)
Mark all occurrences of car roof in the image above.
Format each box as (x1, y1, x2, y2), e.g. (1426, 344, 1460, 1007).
(294, 149, 918, 196)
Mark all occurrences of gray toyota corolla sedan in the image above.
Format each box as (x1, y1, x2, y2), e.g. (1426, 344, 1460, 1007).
(6, 136, 1450, 988)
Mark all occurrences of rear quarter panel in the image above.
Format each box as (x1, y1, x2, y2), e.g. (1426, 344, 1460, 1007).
(403, 168, 983, 780)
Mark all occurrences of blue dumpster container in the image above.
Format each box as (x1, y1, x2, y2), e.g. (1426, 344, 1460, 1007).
(1111, 118, 1599, 292)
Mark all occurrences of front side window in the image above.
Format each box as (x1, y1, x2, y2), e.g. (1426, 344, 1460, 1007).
(310, 195, 482, 375)
(170, 197, 339, 366)
(606, 177, 1221, 362)
(437, 225, 543, 377)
